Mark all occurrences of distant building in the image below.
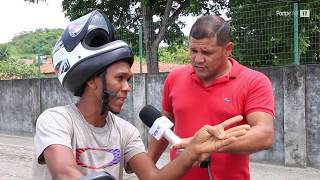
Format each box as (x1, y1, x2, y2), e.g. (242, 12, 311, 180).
(23, 58, 186, 76)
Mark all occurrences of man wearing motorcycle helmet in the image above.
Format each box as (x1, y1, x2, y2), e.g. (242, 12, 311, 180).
(32, 10, 250, 180)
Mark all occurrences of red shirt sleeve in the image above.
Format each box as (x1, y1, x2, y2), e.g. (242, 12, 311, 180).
(245, 72, 275, 117)
(162, 73, 174, 114)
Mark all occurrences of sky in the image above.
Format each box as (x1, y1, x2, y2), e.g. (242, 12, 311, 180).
(0, 0, 69, 43)
(0, 0, 196, 44)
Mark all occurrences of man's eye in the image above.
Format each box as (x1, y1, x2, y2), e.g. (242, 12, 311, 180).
(190, 49, 197, 54)
(203, 51, 212, 56)
(116, 76, 123, 81)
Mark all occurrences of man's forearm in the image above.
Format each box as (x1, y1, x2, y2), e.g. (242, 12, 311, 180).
(218, 126, 273, 153)
(147, 136, 169, 162)
(150, 147, 198, 180)
(51, 165, 84, 180)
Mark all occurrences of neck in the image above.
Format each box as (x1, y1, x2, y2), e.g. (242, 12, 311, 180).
(77, 95, 107, 127)
(202, 59, 232, 87)
(216, 59, 232, 78)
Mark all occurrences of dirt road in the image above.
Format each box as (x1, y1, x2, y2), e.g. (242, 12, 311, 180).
(0, 134, 319, 180)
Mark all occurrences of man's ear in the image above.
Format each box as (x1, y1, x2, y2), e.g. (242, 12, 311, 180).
(224, 42, 234, 56)
(86, 76, 99, 90)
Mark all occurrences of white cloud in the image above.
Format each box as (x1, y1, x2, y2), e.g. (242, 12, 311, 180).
(0, 0, 69, 43)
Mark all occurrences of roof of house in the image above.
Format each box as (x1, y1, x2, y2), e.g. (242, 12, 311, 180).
(2, 58, 186, 80)
(41, 59, 186, 74)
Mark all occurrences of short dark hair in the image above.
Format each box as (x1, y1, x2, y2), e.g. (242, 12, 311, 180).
(189, 15, 230, 46)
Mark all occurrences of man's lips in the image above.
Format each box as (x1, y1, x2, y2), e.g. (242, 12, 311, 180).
(193, 65, 206, 72)
(118, 97, 126, 102)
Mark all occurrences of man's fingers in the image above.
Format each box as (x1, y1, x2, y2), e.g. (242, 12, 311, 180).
(205, 125, 225, 139)
(224, 129, 248, 139)
(220, 137, 237, 147)
(171, 137, 192, 150)
(172, 142, 186, 150)
(217, 138, 237, 152)
(204, 137, 237, 152)
(225, 124, 250, 134)
(220, 115, 243, 128)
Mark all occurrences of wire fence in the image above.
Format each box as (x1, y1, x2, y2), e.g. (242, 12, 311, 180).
(230, 0, 320, 66)
(116, 1, 320, 68)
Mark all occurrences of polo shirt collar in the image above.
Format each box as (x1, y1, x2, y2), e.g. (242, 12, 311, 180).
(228, 57, 242, 78)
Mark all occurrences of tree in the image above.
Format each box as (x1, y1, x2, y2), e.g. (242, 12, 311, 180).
(0, 28, 62, 79)
(26, 0, 228, 73)
(0, 57, 38, 79)
(0, 44, 10, 61)
(9, 28, 63, 59)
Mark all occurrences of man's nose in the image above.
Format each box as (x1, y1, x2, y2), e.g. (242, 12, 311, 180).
(122, 81, 131, 91)
(194, 53, 205, 63)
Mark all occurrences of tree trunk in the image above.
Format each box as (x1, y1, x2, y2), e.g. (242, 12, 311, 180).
(142, 3, 158, 73)
(142, 0, 173, 73)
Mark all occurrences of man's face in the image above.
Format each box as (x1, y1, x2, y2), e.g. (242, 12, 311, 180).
(105, 61, 133, 113)
(189, 37, 232, 85)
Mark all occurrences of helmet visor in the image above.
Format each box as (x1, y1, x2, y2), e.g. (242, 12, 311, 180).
(62, 10, 114, 52)
(67, 12, 92, 37)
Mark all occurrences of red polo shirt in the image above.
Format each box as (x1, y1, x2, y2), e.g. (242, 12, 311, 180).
(162, 58, 274, 180)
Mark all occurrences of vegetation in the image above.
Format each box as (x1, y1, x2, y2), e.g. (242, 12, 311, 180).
(0, 57, 38, 79)
(3, 0, 318, 79)
(229, 0, 320, 66)
(27, 0, 228, 73)
(0, 28, 62, 79)
(0, 44, 10, 61)
(159, 44, 189, 64)
(0, 27, 187, 79)
(8, 28, 63, 59)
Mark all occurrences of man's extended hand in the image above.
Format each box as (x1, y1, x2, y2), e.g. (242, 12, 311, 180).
(173, 115, 250, 162)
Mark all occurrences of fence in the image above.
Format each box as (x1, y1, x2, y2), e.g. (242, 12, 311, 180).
(230, 0, 320, 66)
(115, 0, 320, 69)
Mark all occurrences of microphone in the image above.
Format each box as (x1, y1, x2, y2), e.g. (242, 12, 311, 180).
(139, 105, 181, 145)
(139, 105, 210, 168)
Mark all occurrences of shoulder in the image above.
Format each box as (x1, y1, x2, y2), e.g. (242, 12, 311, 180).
(237, 64, 271, 85)
(167, 65, 191, 78)
(165, 65, 192, 83)
(39, 104, 74, 120)
(36, 104, 75, 129)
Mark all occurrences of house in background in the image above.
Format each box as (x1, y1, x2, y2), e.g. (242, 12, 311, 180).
(37, 58, 185, 75)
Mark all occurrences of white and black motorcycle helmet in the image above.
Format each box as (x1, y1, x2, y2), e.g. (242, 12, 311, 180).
(52, 9, 134, 97)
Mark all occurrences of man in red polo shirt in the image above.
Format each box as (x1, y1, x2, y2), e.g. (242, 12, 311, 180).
(147, 15, 275, 180)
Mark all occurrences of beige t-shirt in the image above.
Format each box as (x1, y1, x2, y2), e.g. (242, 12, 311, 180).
(32, 104, 146, 180)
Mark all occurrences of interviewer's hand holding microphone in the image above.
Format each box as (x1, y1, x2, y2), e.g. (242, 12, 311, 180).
(139, 105, 251, 167)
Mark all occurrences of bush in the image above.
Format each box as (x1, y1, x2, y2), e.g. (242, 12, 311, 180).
(0, 58, 38, 79)
(159, 45, 189, 64)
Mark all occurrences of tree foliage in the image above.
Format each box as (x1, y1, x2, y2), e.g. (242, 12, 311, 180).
(26, 0, 228, 72)
(0, 44, 10, 61)
(9, 28, 63, 59)
(0, 28, 62, 79)
(0, 57, 38, 79)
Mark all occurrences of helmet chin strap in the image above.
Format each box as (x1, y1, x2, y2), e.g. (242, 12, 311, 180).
(100, 71, 117, 115)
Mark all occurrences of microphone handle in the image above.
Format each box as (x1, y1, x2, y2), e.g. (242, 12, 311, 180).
(163, 129, 182, 145)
